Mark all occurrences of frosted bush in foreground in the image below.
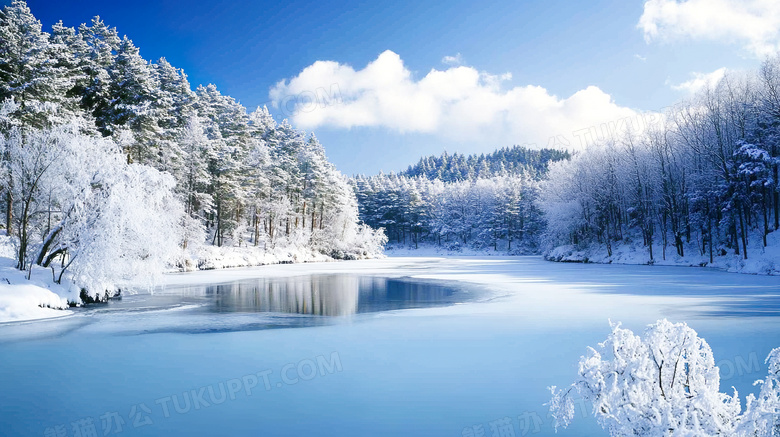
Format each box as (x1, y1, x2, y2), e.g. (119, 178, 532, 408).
(548, 319, 780, 436)
(9, 121, 185, 298)
(738, 347, 780, 436)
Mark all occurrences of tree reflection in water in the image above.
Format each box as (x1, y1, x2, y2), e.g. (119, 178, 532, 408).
(203, 275, 466, 316)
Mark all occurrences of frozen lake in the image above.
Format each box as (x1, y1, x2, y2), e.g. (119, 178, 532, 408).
(1, 256, 779, 436)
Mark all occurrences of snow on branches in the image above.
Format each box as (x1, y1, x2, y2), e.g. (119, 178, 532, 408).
(0, 1, 387, 301)
(1, 115, 184, 298)
(549, 319, 780, 436)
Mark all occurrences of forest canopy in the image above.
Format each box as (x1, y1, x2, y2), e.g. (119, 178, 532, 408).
(540, 57, 780, 267)
(0, 1, 385, 298)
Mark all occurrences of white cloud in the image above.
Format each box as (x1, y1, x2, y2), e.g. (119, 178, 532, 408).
(269, 50, 641, 149)
(670, 67, 728, 94)
(638, 0, 780, 57)
(442, 53, 464, 66)
(634, 54, 647, 62)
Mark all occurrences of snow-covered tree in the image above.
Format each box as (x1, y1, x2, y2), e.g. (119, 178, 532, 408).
(353, 169, 546, 252)
(0, 1, 76, 128)
(549, 319, 780, 437)
(0, 1, 386, 298)
(537, 60, 780, 264)
(72, 16, 119, 128)
(11, 120, 185, 298)
(737, 348, 780, 436)
(106, 36, 162, 164)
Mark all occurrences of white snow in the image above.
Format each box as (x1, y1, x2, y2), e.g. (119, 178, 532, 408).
(0, 256, 76, 322)
(384, 243, 526, 257)
(0, 234, 77, 322)
(187, 244, 333, 271)
(0, 284, 71, 322)
(546, 228, 780, 275)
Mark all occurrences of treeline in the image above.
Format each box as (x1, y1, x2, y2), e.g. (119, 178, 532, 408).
(540, 56, 780, 263)
(353, 165, 547, 252)
(0, 1, 384, 296)
(400, 146, 569, 182)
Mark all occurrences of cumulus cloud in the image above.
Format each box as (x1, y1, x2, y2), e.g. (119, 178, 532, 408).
(442, 53, 464, 66)
(638, 0, 780, 57)
(269, 50, 641, 148)
(670, 67, 728, 94)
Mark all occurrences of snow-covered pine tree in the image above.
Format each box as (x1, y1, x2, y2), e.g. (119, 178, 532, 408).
(0, 1, 81, 243)
(72, 16, 120, 131)
(106, 36, 162, 165)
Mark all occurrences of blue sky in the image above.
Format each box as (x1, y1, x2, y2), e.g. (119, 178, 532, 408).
(23, 0, 778, 174)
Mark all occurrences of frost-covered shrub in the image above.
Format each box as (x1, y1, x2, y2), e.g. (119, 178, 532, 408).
(2, 119, 185, 298)
(737, 348, 780, 436)
(549, 319, 780, 436)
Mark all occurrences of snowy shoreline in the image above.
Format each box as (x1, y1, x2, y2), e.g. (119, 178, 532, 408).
(0, 246, 375, 324)
(386, 240, 780, 276)
(544, 229, 780, 276)
(3, 241, 779, 326)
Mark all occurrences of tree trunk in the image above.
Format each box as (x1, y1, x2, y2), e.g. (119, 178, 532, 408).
(738, 205, 748, 260)
(17, 194, 34, 271)
(763, 187, 769, 247)
(253, 209, 260, 247)
(311, 203, 316, 233)
(5, 190, 11, 237)
(36, 226, 62, 266)
(774, 164, 779, 230)
(709, 216, 714, 264)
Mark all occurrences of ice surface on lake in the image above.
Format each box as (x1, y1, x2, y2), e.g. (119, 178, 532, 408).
(1, 256, 779, 436)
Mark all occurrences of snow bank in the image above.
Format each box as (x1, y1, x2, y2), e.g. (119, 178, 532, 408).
(545, 229, 780, 275)
(384, 243, 534, 257)
(179, 245, 344, 271)
(0, 259, 77, 323)
(0, 233, 78, 322)
(0, 284, 71, 322)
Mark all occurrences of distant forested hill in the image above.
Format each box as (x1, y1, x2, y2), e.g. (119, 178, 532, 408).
(399, 146, 569, 182)
(352, 146, 569, 252)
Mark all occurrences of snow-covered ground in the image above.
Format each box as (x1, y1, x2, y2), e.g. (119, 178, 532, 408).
(546, 228, 780, 275)
(0, 256, 78, 323)
(384, 243, 528, 257)
(1, 256, 779, 436)
(183, 243, 334, 271)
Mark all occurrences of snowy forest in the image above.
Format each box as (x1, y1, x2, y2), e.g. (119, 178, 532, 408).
(353, 147, 567, 252)
(356, 55, 780, 274)
(0, 1, 385, 298)
(540, 57, 780, 268)
(6, 0, 780, 300)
